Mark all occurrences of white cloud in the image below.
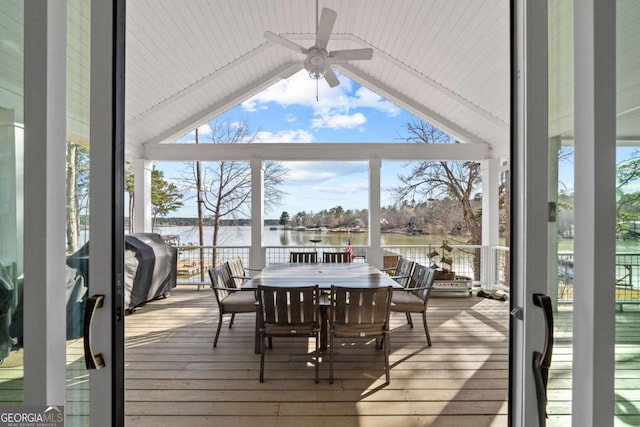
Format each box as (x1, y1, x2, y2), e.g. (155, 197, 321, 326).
(311, 112, 367, 130)
(311, 182, 369, 195)
(280, 161, 367, 184)
(197, 123, 212, 135)
(241, 70, 401, 130)
(352, 87, 401, 116)
(285, 113, 297, 123)
(254, 129, 314, 143)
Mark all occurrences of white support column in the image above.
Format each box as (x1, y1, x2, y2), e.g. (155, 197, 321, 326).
(23, 0, 67, 406)
(573, 1, 616, 426)
(133, 159, 153, 233)
(482, 158, 500, 289)
(250, 159, 265, 268)
(368, 159, 382, 268)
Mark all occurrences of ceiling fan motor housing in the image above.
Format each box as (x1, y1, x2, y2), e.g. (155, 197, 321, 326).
(305, 47, 328, 79)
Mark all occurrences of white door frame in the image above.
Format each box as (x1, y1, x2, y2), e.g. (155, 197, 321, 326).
(511, 0, 549, 425)
(513, 1, 618, 426)
(89, 0, 126, 425)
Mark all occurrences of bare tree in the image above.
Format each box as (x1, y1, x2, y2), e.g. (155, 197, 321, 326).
(184, 119, 287, 265)
(66, 142, 90, 253)
(393, 120, 482, 279)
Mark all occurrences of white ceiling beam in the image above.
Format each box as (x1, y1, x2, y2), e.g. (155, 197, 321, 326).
(139, 62, 301, 146)
(337, 62, 488, 145)
(144, 142, 490, 162)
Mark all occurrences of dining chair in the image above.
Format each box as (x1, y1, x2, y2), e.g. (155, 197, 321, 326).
(323, 252, 352, 263)
(226, 257, 260, 287)
(389, 263, 436, 346)
(328, 285, 393, 385)
(289, 251, 318, 263)
(257, 285, 321, 383)
(208, 263, 257, 347)
(383, 257, 415, 287)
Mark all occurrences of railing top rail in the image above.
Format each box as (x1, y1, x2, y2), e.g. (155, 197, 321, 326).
(173, 245, 252, 249)
(382, 244, 484, 249)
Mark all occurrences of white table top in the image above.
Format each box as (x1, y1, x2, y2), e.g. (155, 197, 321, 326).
(244, 262, 403, 289)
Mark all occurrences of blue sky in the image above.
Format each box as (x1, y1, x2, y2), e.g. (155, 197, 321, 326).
(156, 69, 640, 219)
(158, 70, 421, 218)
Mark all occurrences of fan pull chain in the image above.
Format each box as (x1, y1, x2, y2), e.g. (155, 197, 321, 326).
(316, 79, 319, 102)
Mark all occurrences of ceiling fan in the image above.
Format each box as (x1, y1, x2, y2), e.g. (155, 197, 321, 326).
(264, 6, 373, 88)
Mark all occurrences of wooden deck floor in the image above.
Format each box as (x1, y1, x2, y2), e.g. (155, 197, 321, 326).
(124, 287, 510, 427)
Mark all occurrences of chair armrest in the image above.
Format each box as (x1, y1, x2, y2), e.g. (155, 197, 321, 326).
(231, 275, 252, 282)
(390, 274, 410, 281)
(244, 267, 262, 272)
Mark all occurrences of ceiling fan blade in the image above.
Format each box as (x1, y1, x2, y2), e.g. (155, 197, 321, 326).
(264, 31, 308, 54)
(324, 67, 340, 88)
(329, 48, 374, 61)
(316, 8, 337, 50)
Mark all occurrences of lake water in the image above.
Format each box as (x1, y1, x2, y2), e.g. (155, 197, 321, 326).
(154, 225, 454, 247)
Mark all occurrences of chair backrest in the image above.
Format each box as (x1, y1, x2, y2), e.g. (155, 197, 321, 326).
(406, 264, 436, 302)
(208, 263, 237, 304)
(392, 257, 415, 286)
(323, 252, 352, 263)
(227, 258, 247, 287)
(258, 285, 320, 328)
(329, 286, 392, 332)
(289, 252, 318, 263)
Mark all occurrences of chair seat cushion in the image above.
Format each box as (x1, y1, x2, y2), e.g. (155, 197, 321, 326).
(221, 291, 256, 312)
(332, 323, 386, 338)
(391, 291, 425, 311)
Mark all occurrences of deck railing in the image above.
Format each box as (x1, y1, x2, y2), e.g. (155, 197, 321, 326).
(557, 252, 640, 306)
(174, 244, 511, 290)
(173, 245, 640, 306)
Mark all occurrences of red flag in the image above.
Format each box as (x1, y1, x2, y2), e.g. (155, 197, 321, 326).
(345, 237, 354, 259)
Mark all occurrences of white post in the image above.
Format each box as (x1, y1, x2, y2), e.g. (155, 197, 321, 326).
(250, 159, 265, 268)
(133, 159, 153, 233)
(368, 159, 382, 268)
(482, 158, 500, 289)
(573, 0, 616, 425)
(23, 0, 67, 406)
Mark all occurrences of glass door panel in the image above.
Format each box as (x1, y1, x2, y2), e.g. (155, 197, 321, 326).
(615, 1, 640, 425)
(66, 0, 92, 424)
(548, 1, 574, 424)
(0, 0, 24, 407)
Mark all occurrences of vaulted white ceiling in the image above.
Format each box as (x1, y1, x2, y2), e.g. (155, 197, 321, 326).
(2, 2, 638, 162)
(125, 0, 511, 158)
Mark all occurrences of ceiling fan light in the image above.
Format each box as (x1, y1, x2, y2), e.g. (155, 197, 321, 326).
(304, 54, 326, 80)
(308, 68, 325, 80)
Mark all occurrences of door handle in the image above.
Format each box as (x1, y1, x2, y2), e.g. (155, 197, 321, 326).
(83, 294, 106, 370)
(532, 293, 554, 426)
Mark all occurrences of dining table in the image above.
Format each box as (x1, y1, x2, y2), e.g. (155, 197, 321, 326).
(243, 262, 404, 353)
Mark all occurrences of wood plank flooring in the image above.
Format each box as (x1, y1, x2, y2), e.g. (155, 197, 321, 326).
(124, 287, 510, 426)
